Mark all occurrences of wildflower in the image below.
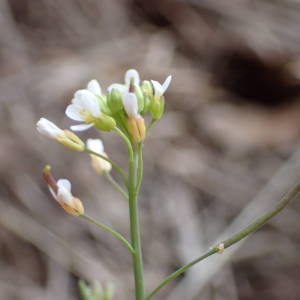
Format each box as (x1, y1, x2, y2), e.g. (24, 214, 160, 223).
(36, 118, 85, 152)
(66, 89, 116, 132)
(65, 89, 101, 131)
(86, 138, 112, 174)
(43, 166, 84, 216)
(149, 75, 172, 120)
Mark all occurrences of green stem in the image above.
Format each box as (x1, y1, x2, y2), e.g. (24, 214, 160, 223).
(114, 127, 134, 162)
(104, 172, 128, 201)
(146, 181, 300, 300)
(136, 143, 143, 193)
(85, 148, 127, 185)
(80, 214, 134, 254)
(128, 152, 145, 300)
(116, 125, 145, 300)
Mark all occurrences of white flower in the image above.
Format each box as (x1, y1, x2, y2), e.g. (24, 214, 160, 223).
(87, 79, 102, 96)
(55, 179, 84, 216)
(43, 165, 84, 216)
(65, 89, 101, 131)
(151, 75, 172, 97)
(108, 69, 141, 93)
(121, 91, 139, 119)
(37, 118, 64, 139)
(86, 138, 112, 174)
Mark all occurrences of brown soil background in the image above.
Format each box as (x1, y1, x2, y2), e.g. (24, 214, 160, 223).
(1, 1, 300, 299)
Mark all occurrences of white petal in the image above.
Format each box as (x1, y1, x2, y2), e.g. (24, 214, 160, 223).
(87, 79, 102, 95)
(57, 179, 73, 204)
(161, 75, 172, 94)
(74, 90, 100, 117)
(71, 123, 94, 131)
(107, 83, 127, 93)
(122, 92, 138, 118)
(151, 80, 164, 97)
(86, 138, 104, 154)
(65, 104, 84, 121)
(57, 179, 71, 192)
(36, 118, 63, 138)
(125, 69, 140, 86)
(57, 184, 73, 204)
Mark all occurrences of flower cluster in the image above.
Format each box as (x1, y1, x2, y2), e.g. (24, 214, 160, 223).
(36, 69, 171, 215)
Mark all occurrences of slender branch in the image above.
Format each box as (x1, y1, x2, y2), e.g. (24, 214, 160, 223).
(80, 214, 134, 254)
(84, 148, 127, 185)
(146, 181, 300, 300)
(128, 151, 145, 300)
(104, 172, 128, 201)
(136, 143, 143, 194)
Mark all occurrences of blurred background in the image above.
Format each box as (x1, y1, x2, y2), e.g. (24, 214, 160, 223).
(1, 0, 300, 299)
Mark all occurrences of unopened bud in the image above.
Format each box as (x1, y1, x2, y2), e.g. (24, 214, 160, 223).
(107, 89, 123, 114)
(141, 80, 154, 97)
(150, 96, 165, 120)
(94, 114, 116, 131)
(86, 139, 112, 175)
(134, 85, 145, 113)
(127, 116, 146, 143)
(43, 167, 84, 216)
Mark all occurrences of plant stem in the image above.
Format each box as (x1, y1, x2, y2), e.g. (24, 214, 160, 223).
(136, 143, 143, 193)
(114, 127, 134, 162)
(146, 181, 300, 300)
(105, 172, 128, 201)
(128, 147, 145, 300)
(80, 214, 134, 254)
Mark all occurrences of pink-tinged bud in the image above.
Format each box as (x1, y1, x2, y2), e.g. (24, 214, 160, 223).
(42, 166, 84, 216)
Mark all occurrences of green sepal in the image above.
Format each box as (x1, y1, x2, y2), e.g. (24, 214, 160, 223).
(107, 89, 123, 114)
(134, 85, 145, 113)
(94, 114, 116, 131)
(97, 95, 112, 116)
(150, 96, 165, 120)
(141, 95, 151, 115)
(141, 80, 153, 97)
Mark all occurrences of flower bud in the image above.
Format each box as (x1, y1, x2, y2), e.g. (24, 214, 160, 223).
(127, 116, 146, 143)
(43, 166, 84, 216)
(150, 96, 165, 120)
(141, 80, 154, 97)
(107, 89, 123, 114)
(134, 84, 145, 113)
(94, 114, 116, 131)
(140, 80, 153, 114)
(86, 139, 112, 175)
(37, 118, 85, 152)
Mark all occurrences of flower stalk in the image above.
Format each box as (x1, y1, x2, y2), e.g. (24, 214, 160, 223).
(128, 144, 145, 300)
(36, 68, 299, 300)
(145, 180, 300, 300)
